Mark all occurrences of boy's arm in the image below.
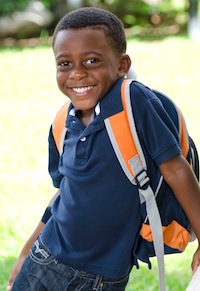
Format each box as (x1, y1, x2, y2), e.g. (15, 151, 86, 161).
(7, 221, 45, 291)
(160, 155, 200, 273)
(7, 190, 60, 291)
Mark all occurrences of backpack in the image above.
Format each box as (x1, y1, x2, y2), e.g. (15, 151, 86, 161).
(52, 79, 199, 291)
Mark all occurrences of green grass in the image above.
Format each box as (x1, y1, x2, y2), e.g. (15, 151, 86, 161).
(0, 36, 199, 290)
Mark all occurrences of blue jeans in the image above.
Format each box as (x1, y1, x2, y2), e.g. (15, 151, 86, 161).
(12, 235, 129, 290)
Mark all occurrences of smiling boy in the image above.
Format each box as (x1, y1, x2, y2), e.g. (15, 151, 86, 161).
(53, 20, 130, 127)
(9, 7, 200, 291)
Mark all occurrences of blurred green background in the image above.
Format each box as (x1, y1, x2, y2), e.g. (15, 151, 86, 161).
(0, 0, 200, 290)
(0, 0, 200, 43)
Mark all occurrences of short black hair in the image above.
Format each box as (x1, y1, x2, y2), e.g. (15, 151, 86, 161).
(52, 7, 126, 54)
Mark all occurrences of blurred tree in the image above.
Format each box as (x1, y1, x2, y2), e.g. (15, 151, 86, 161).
(53, 0, 67, 20)
(0, 0, 199, 40)
(0, 0, 53, 38)
(54, 0, 83, 20)
(188, 0, 200, 40)
(67, 0, 83, 10)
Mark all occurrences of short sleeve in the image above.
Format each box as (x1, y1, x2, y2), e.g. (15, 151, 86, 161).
(130, 82, 181, 167)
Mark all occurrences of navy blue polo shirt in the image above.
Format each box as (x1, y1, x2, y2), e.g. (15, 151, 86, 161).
(41, 78, 181, 278)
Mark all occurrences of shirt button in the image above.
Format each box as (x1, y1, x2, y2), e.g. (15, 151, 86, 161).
(80, 137, 86, 142)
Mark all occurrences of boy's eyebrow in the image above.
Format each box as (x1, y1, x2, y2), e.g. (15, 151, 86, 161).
(55, 53, 69, 60)
(55, 50, 103, 60)
(83, 50, 103, 56)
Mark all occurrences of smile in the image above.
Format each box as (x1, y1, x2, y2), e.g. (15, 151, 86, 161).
(72, 86, 94, 94)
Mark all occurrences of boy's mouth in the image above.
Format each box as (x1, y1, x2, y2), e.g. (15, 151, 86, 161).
(71, 86, 94, 94)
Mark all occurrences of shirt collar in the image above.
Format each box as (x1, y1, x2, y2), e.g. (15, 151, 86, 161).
(69, 102, 100, 116)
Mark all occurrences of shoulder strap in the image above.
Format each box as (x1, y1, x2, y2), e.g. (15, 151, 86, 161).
(104, 79, 146, 183)
(104, 79, 166, 291)
(189, 136, 199, 181)
(153, 89, 199, 181)
(52, 100, 70, 154)
(152, 89, 190, 159)
(171, 103, 190, 159)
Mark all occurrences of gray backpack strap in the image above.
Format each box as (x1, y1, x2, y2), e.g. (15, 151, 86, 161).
(105, 79, 166, 291)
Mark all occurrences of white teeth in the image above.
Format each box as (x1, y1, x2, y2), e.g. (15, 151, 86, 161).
(72, 86, 93, 93)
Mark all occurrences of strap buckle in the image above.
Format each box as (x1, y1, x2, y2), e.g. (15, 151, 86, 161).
(135, 170, 150, 190)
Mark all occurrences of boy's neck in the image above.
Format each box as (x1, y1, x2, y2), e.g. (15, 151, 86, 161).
(76, 110, 94, 127)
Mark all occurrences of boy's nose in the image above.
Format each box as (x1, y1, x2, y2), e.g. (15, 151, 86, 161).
(69, 68, 87, 80)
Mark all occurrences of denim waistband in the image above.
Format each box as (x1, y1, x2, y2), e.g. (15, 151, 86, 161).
(33, 235, 129, 289)
(73, 268, 129, 284)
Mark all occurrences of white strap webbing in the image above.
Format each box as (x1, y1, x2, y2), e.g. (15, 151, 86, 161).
(105, 79, 166, 291)
(126, 80, 166, 291)
(125, 79, 166, 291)
(139, 186, 165, 291)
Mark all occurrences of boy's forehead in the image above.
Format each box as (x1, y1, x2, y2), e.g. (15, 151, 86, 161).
(54, 27, 110, 49)
(57, 27, 106, 39)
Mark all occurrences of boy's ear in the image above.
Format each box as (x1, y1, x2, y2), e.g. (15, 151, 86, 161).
(117, 54, 132, 77)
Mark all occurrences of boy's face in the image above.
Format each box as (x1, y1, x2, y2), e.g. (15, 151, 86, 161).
(53, 28, 130, 112)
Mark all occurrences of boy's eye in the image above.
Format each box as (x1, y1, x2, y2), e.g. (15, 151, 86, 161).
(59, 61, 71, 67)
(85, 58, 99, 64)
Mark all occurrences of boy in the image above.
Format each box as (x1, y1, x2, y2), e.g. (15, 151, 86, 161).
(8, 7, 200, 291)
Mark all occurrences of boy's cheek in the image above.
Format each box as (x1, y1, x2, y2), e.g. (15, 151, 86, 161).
(56, 79, 66, 93)
(56, 73, 67, 87)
